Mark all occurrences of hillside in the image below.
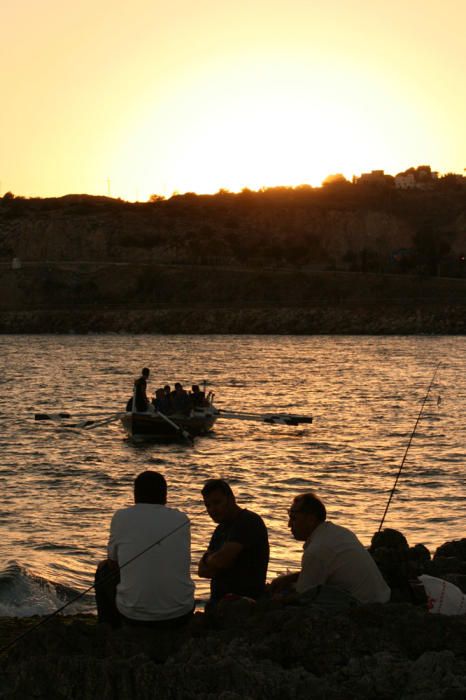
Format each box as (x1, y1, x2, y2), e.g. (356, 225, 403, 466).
(1, 186, 465, 333)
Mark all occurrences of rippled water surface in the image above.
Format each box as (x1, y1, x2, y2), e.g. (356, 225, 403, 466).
(0, 334, 465, 616)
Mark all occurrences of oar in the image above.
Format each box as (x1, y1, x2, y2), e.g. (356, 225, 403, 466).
(218, 409, 312, 425)
(34, 411, 123, 429)
(80, 413, 125, 430)
(34, 412, 71, 421)
(155, 411, 193, 444)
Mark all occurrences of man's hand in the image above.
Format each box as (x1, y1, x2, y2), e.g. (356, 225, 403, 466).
(268, 572, 299, 597)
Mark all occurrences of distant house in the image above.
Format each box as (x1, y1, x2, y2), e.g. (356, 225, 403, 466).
(395, 166, 438, 189)
(356, 170, 393, 186)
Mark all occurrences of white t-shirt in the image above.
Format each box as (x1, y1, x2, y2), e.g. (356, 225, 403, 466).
(107, 503, 195, 621)
(295, 521, 391, 604)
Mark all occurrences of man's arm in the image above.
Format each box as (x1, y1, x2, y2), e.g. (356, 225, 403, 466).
(105, 512, 119, 565)
(197, 542, 244, 578)
(296, 548, 329, 593)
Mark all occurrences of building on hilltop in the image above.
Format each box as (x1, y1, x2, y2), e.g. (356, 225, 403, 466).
(395, 165, 438, 189)
(355, 170, 394, 186)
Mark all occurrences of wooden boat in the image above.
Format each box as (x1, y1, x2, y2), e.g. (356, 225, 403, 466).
(35, 393, 312, 442)
(120, 405, 218, 440)
(120, 402, 312, 441)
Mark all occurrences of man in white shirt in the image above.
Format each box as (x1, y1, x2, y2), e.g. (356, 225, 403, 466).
(95, 471, 195, 627)
(269, 492, 390, 604)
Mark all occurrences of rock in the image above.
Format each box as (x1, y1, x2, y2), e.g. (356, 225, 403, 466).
(1, 536, 466, 698)
(435, 540, 466, 562)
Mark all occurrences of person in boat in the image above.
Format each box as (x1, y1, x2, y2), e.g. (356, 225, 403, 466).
(268, 492, 390, 605)
(152, 387, 172, 413)
(95, 470, 195, 628)
(198, 479, 269, 606)
(133, 367, 150, 412)
(171, 382, 191, 414)
(162, 384, 174, 413)
(190, 384, 206, 407)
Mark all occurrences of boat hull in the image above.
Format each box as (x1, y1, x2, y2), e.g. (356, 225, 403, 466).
(120, 407, 218, 440)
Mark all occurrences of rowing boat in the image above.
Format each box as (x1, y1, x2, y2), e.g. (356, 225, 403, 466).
(120, 403, 312, 441)
(35, 398, 313, 442)
(120, 405, 218, 439)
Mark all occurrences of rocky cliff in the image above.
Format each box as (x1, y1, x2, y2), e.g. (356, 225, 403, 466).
(1, 190, 465, 334)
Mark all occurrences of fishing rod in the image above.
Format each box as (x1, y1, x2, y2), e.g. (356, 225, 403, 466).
(0, 519, 189, 657)
(378, 362, 441, 533)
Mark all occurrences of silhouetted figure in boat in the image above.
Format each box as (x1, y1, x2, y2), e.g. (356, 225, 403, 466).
(161, 385, 173, 413)
(171, 382, 191, 414)
(190, 384, 206, 407)
(152, 387, 172, 413)
(133, 367, 150, 412)
(126, 367, 151, 412)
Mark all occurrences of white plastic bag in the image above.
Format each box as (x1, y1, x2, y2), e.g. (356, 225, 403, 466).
(419, 574, 466, 616)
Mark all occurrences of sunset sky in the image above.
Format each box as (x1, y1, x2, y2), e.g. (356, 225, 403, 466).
(1, 0, 465, 200)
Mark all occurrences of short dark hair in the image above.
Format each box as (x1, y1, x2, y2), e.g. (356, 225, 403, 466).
(134, 470, 167, 504)
(201, 479, 234, 499)
(142, 367, 150, 377)
(370, 528, 409, 553)
(294, 492, 326, 522)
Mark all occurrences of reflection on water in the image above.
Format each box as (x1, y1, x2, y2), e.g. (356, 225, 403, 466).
(0, 334, 465, 614)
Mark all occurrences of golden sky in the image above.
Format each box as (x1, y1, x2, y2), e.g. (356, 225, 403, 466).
(1, 0, 465, 200)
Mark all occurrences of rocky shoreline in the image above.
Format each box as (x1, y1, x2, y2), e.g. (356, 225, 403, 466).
(1, 303, 466, 335)
(1, 538, 465, 699)
(2, 261, 466, 335)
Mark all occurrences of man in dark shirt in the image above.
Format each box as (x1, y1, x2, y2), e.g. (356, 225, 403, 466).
(134, 367, 150, 412)
(198, 479, 269, 605)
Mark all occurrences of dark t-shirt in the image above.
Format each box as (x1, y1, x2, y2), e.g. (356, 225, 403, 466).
(208, 508, 269, 603)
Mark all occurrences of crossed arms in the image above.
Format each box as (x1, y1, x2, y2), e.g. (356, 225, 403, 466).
(197, 542, 244, 578)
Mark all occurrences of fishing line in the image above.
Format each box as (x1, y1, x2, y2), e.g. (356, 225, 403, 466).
(377, 362, 441, 533)
(0, 519, 189, 657)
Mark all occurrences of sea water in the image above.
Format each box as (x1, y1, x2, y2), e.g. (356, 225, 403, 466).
(0, 334, 465, 617)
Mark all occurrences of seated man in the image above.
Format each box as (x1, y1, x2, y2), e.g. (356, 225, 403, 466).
(190, 385, 206, 407)
(95, 471, 195, 627)
(198, 479, 269, 606)
(163, 385, 174, 414)
(152, 387, 172, 413)
(171, 382, 191, 414)
(269, 492, 390, 604)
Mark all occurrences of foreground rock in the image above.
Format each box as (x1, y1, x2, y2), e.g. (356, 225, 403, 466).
(1, 539, 465, 699)
(1, 601, 466, 699)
